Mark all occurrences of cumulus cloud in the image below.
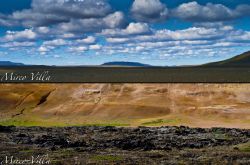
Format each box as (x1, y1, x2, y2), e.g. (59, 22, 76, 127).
(0, 26, 79, 43)
(228, 31, 250, 42)
(122, 26, 232, 44)
(3, 29, 37, 42)
(103, 22, 152, 43)
(100, 25, 250, 60)
(131, 0, 168, 23)
(89, 44, 102, 50)
(43, 39, 67, 46)
(69, 46, 88, 53)
(1, 41, 35, 48)
(0, 0, 126, 36)
(37, 38, 68, 55)
(103, 11, 126, 29)
(38, 46, 50, 53)
(37, 27, 50, 34)
(61, 33, 76, 39)
(125, 23, 151, 34)
(57, 11, 126, 33)
(77, 36, 96, 44)
(32, 0, 111, 18)
(106, 38, 130, 44)
(102, 22, 151, 37)
(2, 0, 111, 27)
(173, 2, 250, 22)
(0, 13, 18, 27)
(1, 0, 250, 64)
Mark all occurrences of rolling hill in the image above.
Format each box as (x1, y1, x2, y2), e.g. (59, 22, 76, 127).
(2, 50, 250, 67)
(102, 61, 151, 67)
(205, 51, 250, 66)
(0, 61, 25, 66)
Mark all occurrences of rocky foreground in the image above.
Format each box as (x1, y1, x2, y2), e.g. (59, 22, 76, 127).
(0, 125, 250, 164)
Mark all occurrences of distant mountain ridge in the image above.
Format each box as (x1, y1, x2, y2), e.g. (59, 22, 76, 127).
(205, 51, 250, 67)
(2, 50, 250, 67)
(0, 61, 25, 66)
(102, 61, 151, 67)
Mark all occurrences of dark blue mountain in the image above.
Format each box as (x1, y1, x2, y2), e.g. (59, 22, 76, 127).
(0, 61, 25, 66)
(102, 61, 151, 67)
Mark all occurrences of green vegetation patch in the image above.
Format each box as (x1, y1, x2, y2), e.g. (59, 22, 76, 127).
(142, 118, 181, 126)
(20, 149, 34, 153)
(0, 118, 130, 127)
(0, 118, 67, 127)
(235, 142, 250, 152)
(91, 155, 123, 161)
(213, 133, 231, 140)
(0, 119, 42, 127)
(82, 123, 130, 127)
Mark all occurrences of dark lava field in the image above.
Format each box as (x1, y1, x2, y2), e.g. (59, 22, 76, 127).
(0, 126, 250, 164)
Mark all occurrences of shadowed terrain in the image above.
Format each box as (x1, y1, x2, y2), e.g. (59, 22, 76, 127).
(2, 51, 250, 83)
(206, 51, 250, 66)
(0, 84, 250, 128)
(0, 126, 249, 164)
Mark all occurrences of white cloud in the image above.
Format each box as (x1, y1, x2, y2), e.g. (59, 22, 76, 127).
(103, 12, 126, 29)
(125, 22, 151, 35)
(102, 22, 151, 37)
(0, 14, 18, 27)
(0, 0, 127, 39)
(37, 39, 67, 55)
(3, 29, 37, 41)
(0, 1, 249, 64)
(38, 46, 49, 52)
(2, 0, 112, 27)
(134, 26, 233, 42)
(61, 33, 75, 38)
(69, 46, 88, 53)
(173, 2, 250, 22)
(31, 0, 111, 19)
(43, 39, 67, 46)
(89, 44, 102, 50)
(77, 36, 96, 44)
(96, 25, 250, 62)
(37, 27, 50, 34)
(228, 31, 250, 41)
(106, 38, 130, 43)
(1, 41, 35, 48)
(135, 46, 145, 51)
(131, 0, 168, 22)
(38, 45, 54, 55)
(53, 55, 60, 58)
(58, 11, 126, 33)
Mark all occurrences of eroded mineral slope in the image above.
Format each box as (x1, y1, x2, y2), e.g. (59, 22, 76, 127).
(0, 84, 250, 128)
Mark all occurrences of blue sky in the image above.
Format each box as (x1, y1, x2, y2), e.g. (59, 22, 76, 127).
(0, 0, 250, 66)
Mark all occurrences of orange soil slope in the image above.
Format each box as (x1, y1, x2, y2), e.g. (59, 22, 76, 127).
(0, 84, 250, 128)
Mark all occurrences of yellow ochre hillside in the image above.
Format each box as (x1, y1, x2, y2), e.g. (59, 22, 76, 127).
(0, 84, 250, 128)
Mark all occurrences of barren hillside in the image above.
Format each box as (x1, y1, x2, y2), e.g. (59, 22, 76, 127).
(0, 84, 250, 128)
